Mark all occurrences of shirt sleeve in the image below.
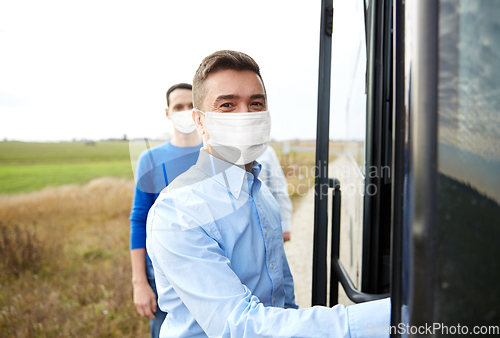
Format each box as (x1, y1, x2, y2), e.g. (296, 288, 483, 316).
(148, 197, 391, 338)
(263, 147, 293, 233)
(348, 298, 392, 338)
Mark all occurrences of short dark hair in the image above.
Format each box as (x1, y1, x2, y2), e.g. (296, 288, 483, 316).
(166, 83, 192, 107)
(192, 50, 265, 110)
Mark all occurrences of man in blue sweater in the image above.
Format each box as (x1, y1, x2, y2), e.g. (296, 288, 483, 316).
(129, 83, 202, 338)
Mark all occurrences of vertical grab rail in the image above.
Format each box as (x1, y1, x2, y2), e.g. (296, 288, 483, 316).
(312, 0, 334, 306)
(329, 177, 389, 304)
(329, 178, 341, 307)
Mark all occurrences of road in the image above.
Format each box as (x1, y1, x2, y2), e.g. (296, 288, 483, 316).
(284, 157, 354, 308)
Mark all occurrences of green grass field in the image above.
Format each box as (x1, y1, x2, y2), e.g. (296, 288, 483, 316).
(0, 141, 330, 196)
(0, 141, 134, 194)
(0, 140, 327, 335)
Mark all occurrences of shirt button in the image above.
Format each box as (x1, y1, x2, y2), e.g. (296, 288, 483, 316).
(233, 189, 238, 193)
(245, 174, 249, 179)
(270, 263, 274, 269)
(265, 229, 268, 235)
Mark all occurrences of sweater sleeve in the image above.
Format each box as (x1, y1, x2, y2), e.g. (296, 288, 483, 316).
(130, 150, 158, 250)
(129, 186, 156, 250)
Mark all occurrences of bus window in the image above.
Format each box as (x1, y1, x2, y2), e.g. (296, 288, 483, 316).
(436, 0, 500, 327)
(326, 0, 392, 305)
(330, 0, 368, 305)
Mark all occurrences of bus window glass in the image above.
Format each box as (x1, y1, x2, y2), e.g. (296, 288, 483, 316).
(331, 0, 367, 174)
(330, 0, 367, 303)
(437, 0, 500, 327)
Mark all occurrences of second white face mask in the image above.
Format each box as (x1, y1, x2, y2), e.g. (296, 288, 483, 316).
(201, 110, 271, 165)
(170, 110, 196, 134)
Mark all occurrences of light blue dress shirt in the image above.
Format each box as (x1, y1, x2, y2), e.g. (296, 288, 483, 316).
(257, 145, 293, 233)
(147, 149, 390, 337)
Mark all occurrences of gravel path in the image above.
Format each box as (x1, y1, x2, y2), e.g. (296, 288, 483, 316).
(284, 186, 315, 308)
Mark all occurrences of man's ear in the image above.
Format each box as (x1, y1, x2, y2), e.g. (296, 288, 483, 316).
(192, 109, 205, 135)
(165, 108, 170, 119)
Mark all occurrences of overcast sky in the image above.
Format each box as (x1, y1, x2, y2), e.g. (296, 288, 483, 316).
(0, 0, 361, 142)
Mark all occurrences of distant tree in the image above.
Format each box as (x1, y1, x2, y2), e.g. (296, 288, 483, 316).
(123, 134, 128, 141)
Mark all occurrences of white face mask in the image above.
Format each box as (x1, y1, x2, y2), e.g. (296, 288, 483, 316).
(198, 110, 271, 165)
(169, 110, 196, 134)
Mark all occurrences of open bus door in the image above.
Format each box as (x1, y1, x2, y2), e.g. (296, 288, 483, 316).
(312, 0, 391, 308)
(313, 0, 500, 336)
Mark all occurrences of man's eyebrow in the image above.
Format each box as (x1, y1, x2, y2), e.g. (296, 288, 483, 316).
(214, 94, 240, 104)
(250, 94, 266, 103)
(213, 93, 267, 105)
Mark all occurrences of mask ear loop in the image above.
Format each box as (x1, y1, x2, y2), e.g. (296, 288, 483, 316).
(194, 109, 211, 153)
(193, 109, 206, 131)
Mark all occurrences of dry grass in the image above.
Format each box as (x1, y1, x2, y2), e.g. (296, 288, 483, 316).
(0, 223, 44, 278)
(0, 147, 328, 336)
(0, 177, 149, 337)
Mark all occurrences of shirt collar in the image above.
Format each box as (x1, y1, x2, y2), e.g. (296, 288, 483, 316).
(196, 149, 251, 199)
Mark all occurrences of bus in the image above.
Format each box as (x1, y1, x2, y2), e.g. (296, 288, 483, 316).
(312, 0, 500, 336)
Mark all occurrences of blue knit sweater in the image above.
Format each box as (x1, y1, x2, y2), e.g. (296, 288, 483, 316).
(129, 141, 202, 261)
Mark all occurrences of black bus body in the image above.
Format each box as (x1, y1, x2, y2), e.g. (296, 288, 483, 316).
(312, 0, 500, 336)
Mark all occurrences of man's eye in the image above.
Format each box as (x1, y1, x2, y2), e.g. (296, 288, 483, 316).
(221, 103, 233, 108)
(250, 102, 266, 111)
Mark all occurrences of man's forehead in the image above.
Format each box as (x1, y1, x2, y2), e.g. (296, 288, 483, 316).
(170, 88, 192, 97)
(169, 88, 192, 101)
(205, 70, 264, 94)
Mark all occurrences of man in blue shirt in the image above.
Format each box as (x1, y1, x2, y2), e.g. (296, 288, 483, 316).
(147, 50, 390, 337)
(130, 83, 202, 337)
